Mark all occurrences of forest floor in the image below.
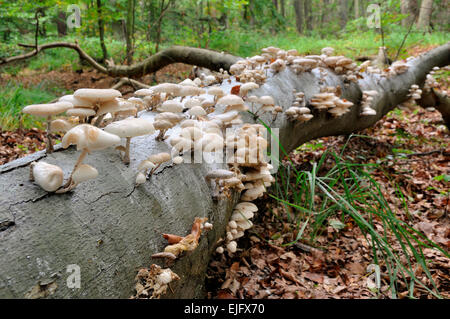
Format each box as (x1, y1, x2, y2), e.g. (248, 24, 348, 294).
(206, 106, 449, 299)
(0, 46, 448, 299)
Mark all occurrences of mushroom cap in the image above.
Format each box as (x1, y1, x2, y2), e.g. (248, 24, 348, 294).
(135, 172, 147, 184)
(158, 100, 184, 113)
(72, 164, 98, 184)
(153, 119, 174, 131)
(152, 83, 182, 95)
(184, 98, 202, 109)
(235, 202, 258, 212)
(363, 90, 379, 97)
(62, 124, 121, 151)
(96, 99, 121, 115)
(180, 126, 203, 141)
(293, 58, 317, 66)
(179, 119, 199, 128)
(188, 105, 207, 117)
(22, 102, 73, 117)
(138, 160, 156, 171)
(361, 107, 377, 116)
(201, 100, 215, 109)
(59, 95, 93, 108)
(205, 169, 234, 181)
(208, 87, 225, 97)
(134, 88, 154, 96)
(177, 86, 205, 97)
(211, 110, 239, 123)
(179, 78, 197, 87)
(335, 99, 354, 108)
(226, 241, 237, 253)
(155, 112, 184, 124)
(336, 57, 353, 66)
(172, 156, 184, 165)
(147, 152, 171, 165)
(236, 219, 253, 231)
(240, 82, 259, 93)
(217, 95, 245, 107)
(224, 104, 248, 113)
(104, 118, 155, 138)
(50, 119, 76, 132)
(258, 96, 275, 105)
(197, 133, 224, 152)
(66, 108, 96, 117)
(231, 210, 254, 221)
(31, 161, 64, 192)
(74, 88, 121, 103)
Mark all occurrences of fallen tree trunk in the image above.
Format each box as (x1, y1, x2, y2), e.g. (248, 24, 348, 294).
(0, 42, 241, 77)
(0, 43, 448, 299)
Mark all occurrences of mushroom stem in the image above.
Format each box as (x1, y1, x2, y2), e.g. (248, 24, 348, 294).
(29, 162, 36, 181)
(63, 148, 88, 188)
(93, 113, 106, 127)
(46, 116, 54, 153)
(148, 163, 162, 177)
(55, 181, 78, 194)
(156, 129, 166, 141)
(123, 137, 131, 165)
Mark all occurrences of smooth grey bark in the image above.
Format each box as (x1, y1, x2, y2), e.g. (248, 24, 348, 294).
(0, 42, 448, 299)
(401, 0, 418, 27)
(417, 0, 434, 30)
(293, 0, 304, 34)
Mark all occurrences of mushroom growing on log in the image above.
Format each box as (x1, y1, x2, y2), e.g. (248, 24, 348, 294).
(0, 43, 448, 299)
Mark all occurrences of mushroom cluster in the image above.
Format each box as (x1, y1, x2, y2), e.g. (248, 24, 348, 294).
(408, 84, 423, 101)
(389, 60, 409, 76)
(309, 91, 354, 117)
(360, 90, 378, 116)
(285, 90, 313, 122)
(133, 264, 180, 299)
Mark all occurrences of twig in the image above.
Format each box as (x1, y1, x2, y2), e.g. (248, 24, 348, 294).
(394, 11, 418, 61)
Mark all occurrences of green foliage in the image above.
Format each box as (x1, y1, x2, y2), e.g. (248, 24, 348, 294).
(0, 81, 65, 131)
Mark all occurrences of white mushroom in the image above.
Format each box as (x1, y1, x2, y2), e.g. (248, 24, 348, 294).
(29, 161, 64, 192)
(104, 118, 155, 164)
(22, 101, 73, 153)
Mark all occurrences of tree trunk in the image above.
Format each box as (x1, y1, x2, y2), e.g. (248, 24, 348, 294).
(304, 0, 313, 31)
(338, 0, 348, 29)
(294, 0, 304, 34)
(55, 11, 67, 37)
(354, 0, 360, 19)
(280, 0, 285, 18)
(96, 0, 108, 62)
(417, 0, 434, 30)
(1, 43, 448, 299)
(401, 0, 418, 27)
(435, 0, 448, 30)
(125, 0, 135, 64)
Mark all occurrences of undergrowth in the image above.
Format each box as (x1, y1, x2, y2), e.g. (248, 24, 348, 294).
(268, 132, 449, 299)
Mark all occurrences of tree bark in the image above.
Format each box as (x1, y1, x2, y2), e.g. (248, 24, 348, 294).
(125, 0, 135, 64)
(96, 0, 108, 61)
(338, 0, 348, 29)
(294, 0, 304, 34)
(401, 0, 418, 27)
(0, 42, 448, 299)
(417, 0, 434, 30)
(304, 0, 313, 31)
(55, 11, 67, 37)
